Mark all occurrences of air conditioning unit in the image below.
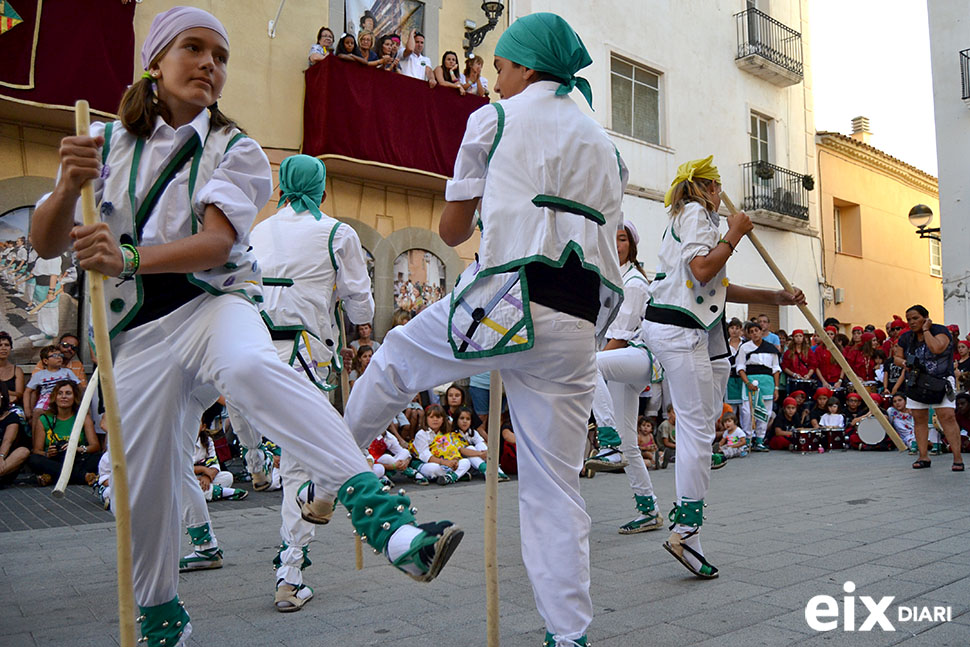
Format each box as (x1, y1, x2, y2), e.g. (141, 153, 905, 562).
(834, 288, 845, 304)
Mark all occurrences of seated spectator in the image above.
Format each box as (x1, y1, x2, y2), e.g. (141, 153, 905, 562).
(843, 392, 869, 425)
(819, 398, 845, 429)
(443, 383, 484, 432)
(434, 50, 466, 95)
(411, 404, 471, 485)
(308, 26, 335, 65)
(350, 322, 381, 354)
(33, 333, 87, 390)
(24, 345, 80, 427)
(888, 393, 916, 453)
(376, 35, 400, 72)
(390, 308, 411, 329)
(766, 398, 801, 450)
(401, 395, 424, 442)
(192, 428, 247, 501)
(28, 380, 99, 486)
(789, 390, 809, 419)
(454, 406, 509, 480)
(335, 33, 360, 62)
(637, 416, 657, 469)
(0, 331, 25, 415)
(398, 29, 435, 86)
(459, 55, 489, 97)
(0, 383, 28, 486)
(658, 404, 676, 468)
(849, 393, 894, 450)
(873, 349, 887, 391)
(368, 428, 428, 485)
(718, 414, 748, 457)
(808, 387, 832, 428)
(498, 412, 517, 475)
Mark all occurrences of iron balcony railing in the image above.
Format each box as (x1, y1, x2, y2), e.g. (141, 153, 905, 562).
(960, 48, 970, 101)
(735, 8, 804, 79)
(741, 161, 809, 221)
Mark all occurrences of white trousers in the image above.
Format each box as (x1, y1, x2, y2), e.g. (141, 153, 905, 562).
(591, 346, 655, 497)
(345, 299, 596, 641)
(642, 323, 728, 506)
(113, 294, 369, 607)
(739, 375, 773, 440)
(181, 401, 217, 550)
(418, 458, 471, 480)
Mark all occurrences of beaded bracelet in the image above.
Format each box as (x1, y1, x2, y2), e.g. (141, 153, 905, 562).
(119, 243, 140, 280)
(719, 237, 735, 252)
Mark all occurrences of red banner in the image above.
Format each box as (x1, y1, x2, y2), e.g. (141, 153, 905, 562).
(0, 0, 135, 114)
(302, 55, 488, 177)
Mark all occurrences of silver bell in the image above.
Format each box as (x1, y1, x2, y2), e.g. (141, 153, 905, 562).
(410, 507, 417, 514)
(396, 504, 405, 512)
(382, 522, 391, 530)
(346, 486, 355, 495)
(364, 507, 374, 516)
(162, 621, 169, 628)
(398, 488, 406, 496)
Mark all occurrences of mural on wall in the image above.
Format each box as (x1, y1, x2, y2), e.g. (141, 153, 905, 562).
(344, 0, 424, 39)
(393, 249, 445, 319)
(0, 207, 81, 364)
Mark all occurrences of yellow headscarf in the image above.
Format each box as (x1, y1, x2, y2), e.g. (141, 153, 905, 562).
(663, 155, 721, 207)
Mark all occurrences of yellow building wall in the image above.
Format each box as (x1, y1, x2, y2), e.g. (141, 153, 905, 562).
(818, 146, 943, 329)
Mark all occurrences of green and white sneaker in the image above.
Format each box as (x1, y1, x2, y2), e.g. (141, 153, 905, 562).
(387, 521, 464, 582)
(751, 437, 769, 452)
(212, 485, 248, 501)
(711, 452, 727, 470)
(436, 471, 458, 485)
(930, 443, 943, 456)
(908, 440, 918, 455)
(179, 546, 223, 572)
(543, 632, 589, 646)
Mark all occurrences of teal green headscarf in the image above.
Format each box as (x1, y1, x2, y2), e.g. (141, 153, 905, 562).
(277, 154, 327, 220)
(494, 12, 593, 109)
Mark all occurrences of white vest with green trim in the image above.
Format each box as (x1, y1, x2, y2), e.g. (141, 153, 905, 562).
(97, 121, 261, 338)
(448, 83, 626, 359)
(648, 202, 728, 330)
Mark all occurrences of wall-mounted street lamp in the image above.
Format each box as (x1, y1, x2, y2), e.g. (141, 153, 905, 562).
(909, 204, 941, 241)
(464, 1, 505, 57)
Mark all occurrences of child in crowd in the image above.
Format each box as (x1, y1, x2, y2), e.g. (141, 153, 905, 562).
(28, 380, 100, 486)
(718, 414, 748, 458)
(658, 405, 676, 468)
(767, 397, 801, 450)
(453, 405, 509, 481)
(192, 429, 247, 501)
(888, 393, 916, 453)
(402, 395, 425, 439)
(412, 405, 471, 485)
(368, 429, 429, 485)
(808, 387, 831, 428)
(637, 416, 657, 470)
(23, 345, 79, 426)
(819, 398, 845, 428)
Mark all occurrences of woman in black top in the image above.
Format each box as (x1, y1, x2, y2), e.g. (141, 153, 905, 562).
(895, 305, 963, 471)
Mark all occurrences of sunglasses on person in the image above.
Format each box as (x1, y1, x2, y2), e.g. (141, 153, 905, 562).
(60, 342, 78, 351)
(48, 352, 63, 358)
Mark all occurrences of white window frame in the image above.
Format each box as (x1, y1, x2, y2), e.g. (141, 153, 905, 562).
(834, 206, 842, 253)
(609, 53, 664, 147)
(929, 238, 942, 278)
(750, 111, 772, 163)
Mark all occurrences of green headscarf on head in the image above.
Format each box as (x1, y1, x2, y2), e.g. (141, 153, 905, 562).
(494, 12, 594, 109)
(277, 154, 327, 220)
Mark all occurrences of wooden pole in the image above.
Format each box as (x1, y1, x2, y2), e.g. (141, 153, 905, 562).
(51, 367, 100, 497)
(335, 300, 365, 570)
(485, 370, 502, 647)
(75, 100, 136, 647)
(720, 191, 905, 450)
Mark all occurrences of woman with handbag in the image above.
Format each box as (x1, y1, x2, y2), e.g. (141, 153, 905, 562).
(894, 305, 964, 471)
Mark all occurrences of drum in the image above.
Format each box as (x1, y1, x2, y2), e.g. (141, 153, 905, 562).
(813, 429, 828, 452)
(822, 426, 844, 450)
(831, 386, 847, 404)
(788, 378, 814, 397)
(856, 416, 886, 446)
(862, 381, 880, 394)
(795, 429, 813, 454)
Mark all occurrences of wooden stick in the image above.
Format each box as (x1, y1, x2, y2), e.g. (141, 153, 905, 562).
(719, 191, 905, 450)
(51, 367, 100, 497)
(485, 370, 501, 647)
(335, 300, 365, 570)
(76, 100, 136, 647)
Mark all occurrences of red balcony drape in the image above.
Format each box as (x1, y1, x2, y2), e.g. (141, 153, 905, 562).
(302, 55, 488, 177)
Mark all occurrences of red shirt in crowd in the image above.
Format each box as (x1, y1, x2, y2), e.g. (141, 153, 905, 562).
(814, 345, 843, 384)
(782, 348, 816, 378)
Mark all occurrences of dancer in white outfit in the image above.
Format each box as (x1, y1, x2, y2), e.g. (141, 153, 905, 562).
(585, 221, 663, 534)
(30, 9, 461, 645)
(345, 13, 625, 647)
(642, 156, 804, 579)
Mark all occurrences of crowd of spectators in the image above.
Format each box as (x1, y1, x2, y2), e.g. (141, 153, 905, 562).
(307, 25, 490, 98)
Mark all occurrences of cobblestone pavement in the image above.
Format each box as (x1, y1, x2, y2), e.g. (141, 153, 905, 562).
(1, 450, 968, 646)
